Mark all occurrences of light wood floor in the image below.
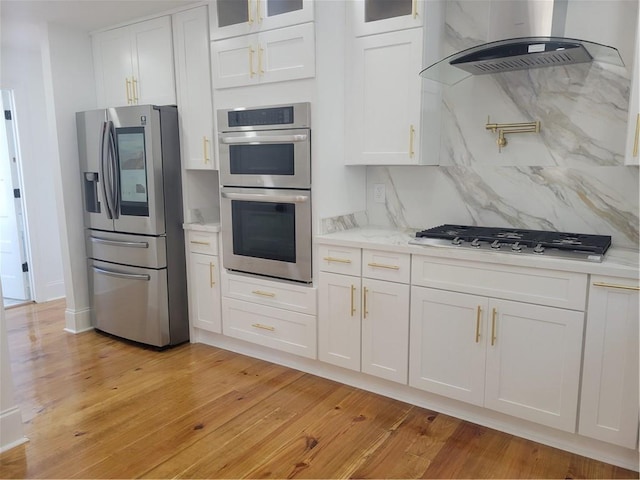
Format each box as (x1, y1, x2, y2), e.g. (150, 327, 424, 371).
(0, 299, 637, 479)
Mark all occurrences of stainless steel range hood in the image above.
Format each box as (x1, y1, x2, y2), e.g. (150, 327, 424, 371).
(420, 1, 626, 85)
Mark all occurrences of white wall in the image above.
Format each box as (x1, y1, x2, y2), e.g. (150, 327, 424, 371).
(40, 23, 96, 332)
(0, 42, 65, 302)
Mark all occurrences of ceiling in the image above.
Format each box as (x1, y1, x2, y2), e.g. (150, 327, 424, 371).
(1, 0, 200, 49)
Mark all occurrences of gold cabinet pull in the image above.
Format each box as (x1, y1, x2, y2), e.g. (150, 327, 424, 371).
(409, 125, 415, 158)
(249, 46, 256, 77)
(593, 282, 640, 291)
(491, 308, 497, 346)
(209, 262, 215, 287)
(203, 136, 210, 163)
(252, 290, 275, 297)
(633, 113, 639, 157)
(367, 262, 399, 270)
(190, 240, 210, 246)
(258, 46, 265, 75)
(363, 286, 369, 319)
(125, 78, 132, 104)
(412, 0, 418, 18)
(475, 306, 482, 343)
(257, 0, 263, 22)
(323, 256, 351, 264)
(247, 0, 254, 24)
(350, 285, 356, 317)
(252, 323, 274, 331)
(132, 77, 138, 103)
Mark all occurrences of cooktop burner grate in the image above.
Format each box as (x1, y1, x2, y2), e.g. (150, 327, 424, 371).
(411, 224, 611, 261)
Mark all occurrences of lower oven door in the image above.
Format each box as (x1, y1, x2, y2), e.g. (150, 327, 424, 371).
(89, 259, 170, 347)
(220, 187, 312, 283)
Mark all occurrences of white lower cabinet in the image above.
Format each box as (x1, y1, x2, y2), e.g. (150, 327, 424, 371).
(410, 266, 585, 432)
(579, 276, 639, 448)
(221, 270, 317, 358)
(186, 231, 222, 334)
(318, 246, 410, 384)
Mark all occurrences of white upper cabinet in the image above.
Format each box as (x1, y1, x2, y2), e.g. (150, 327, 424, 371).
(210, 0, 314, 40)
(211, 23, 315, 89)
(351, 0, 424, 37)
(625, 18, 639, 165)
(93, 16, 176, 108)
(345, 28, 424, 165)
(173, 6, 215, 170)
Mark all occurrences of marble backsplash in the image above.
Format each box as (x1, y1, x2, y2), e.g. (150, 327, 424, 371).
(321, 1, 639, 251)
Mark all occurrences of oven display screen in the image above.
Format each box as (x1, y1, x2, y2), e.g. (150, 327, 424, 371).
(231, 201, 296, 263)
(228, 107, 294, 127)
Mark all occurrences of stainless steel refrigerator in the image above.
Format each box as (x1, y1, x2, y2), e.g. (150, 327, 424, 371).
(76, 105, 188, 347)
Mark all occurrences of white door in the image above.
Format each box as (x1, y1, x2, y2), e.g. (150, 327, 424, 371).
(318, 272, 361, 371)
(258, 23, 316, 84)
(259, 0, 314, 33)
(351, 0, 424, 37)
(0, 93, 29, 300)
(579, 277, 639, 448)
(484, 299, 584, 432)
(361, 278, 409, 384)
(211, 34, 258, 89)
(131, 16, 176, 106)
(189, 252, 221, 333)
(346, 28, 423, 165)
(173, 6, 215, 170)
(409, 286, 487, 406)
(92, 26, 134, 108)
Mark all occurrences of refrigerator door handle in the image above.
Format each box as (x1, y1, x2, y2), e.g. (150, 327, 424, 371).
(92, 266, 150, 281)
(100, 121, 114, 219)
(89, 236, 149, 249)
(106, 121, 120, 218)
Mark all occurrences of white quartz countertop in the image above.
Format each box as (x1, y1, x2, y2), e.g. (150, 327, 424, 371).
(183, 222, 221, 233)
(315, 227, 639, 280)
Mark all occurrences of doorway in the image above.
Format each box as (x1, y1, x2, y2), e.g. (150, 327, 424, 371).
(1, 89, 32, 308)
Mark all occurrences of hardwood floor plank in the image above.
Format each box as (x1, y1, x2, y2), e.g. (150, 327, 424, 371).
(1, 299, 638, 480)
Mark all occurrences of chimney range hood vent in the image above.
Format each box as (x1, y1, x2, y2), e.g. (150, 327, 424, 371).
(420, 36, 625, 86)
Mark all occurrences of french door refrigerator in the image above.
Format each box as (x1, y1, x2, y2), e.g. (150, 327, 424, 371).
(76, 105, 188, 347)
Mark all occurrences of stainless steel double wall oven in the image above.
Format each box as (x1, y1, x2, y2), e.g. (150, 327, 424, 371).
(219, 103, 312, 283)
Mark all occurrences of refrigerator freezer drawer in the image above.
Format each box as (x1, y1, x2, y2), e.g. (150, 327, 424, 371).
(90, 260, 170, 347)
(86, 230, 167, 268)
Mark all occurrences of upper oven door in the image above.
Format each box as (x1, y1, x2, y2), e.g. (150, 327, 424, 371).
(218, 128, 311, 188)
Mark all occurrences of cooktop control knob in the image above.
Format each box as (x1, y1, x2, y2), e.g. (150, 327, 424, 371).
(511, 242, 523, 252)
(452, 236, 463, 246)
(490, 240, 501, 249)
(533, 243, 545, 254)
(470, 238, 481, 248)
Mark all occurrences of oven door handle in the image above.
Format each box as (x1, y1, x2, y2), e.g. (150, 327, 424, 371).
(219, 134, 308, 144)
(221, 192, 310, 203)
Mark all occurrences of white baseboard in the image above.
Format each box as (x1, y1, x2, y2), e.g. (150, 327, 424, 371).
(0, 406, 27, 453)
(64, 307, 93, 334)
(44, 280, 65, 302)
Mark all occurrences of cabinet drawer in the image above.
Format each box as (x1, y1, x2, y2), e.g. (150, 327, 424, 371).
(318, 245, 361, 275)
(222, 297, 317, 359)
(411, 256, 587, 310)
(362, 249, 410, 284)
(187, 231, 218, 255)
(222, 270, 317, 315)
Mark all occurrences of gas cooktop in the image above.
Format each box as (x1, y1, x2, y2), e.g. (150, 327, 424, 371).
(409, 224, 612, 262)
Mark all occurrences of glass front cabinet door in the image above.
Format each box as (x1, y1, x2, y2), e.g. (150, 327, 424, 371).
(352, 0, 424, 37)
(210, 0, 314, 40)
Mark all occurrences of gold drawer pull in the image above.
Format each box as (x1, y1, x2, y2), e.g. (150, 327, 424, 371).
(363, 286, 369, 319)
(593, 282, 640, 291)
(475, 306, 482, 343)
(491, 308, 497, 346)
(409, 124, 415, 158)
(350, 285, 356, 317)
(209, 263, 215, 287)
(203, 136, 210, 163)
(323, 256, 352, 264)
(252, 323, 274, 331)
(190, 240, 211, 246)
(252, 290, 275, 298)
(367, 262, 400, 270)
